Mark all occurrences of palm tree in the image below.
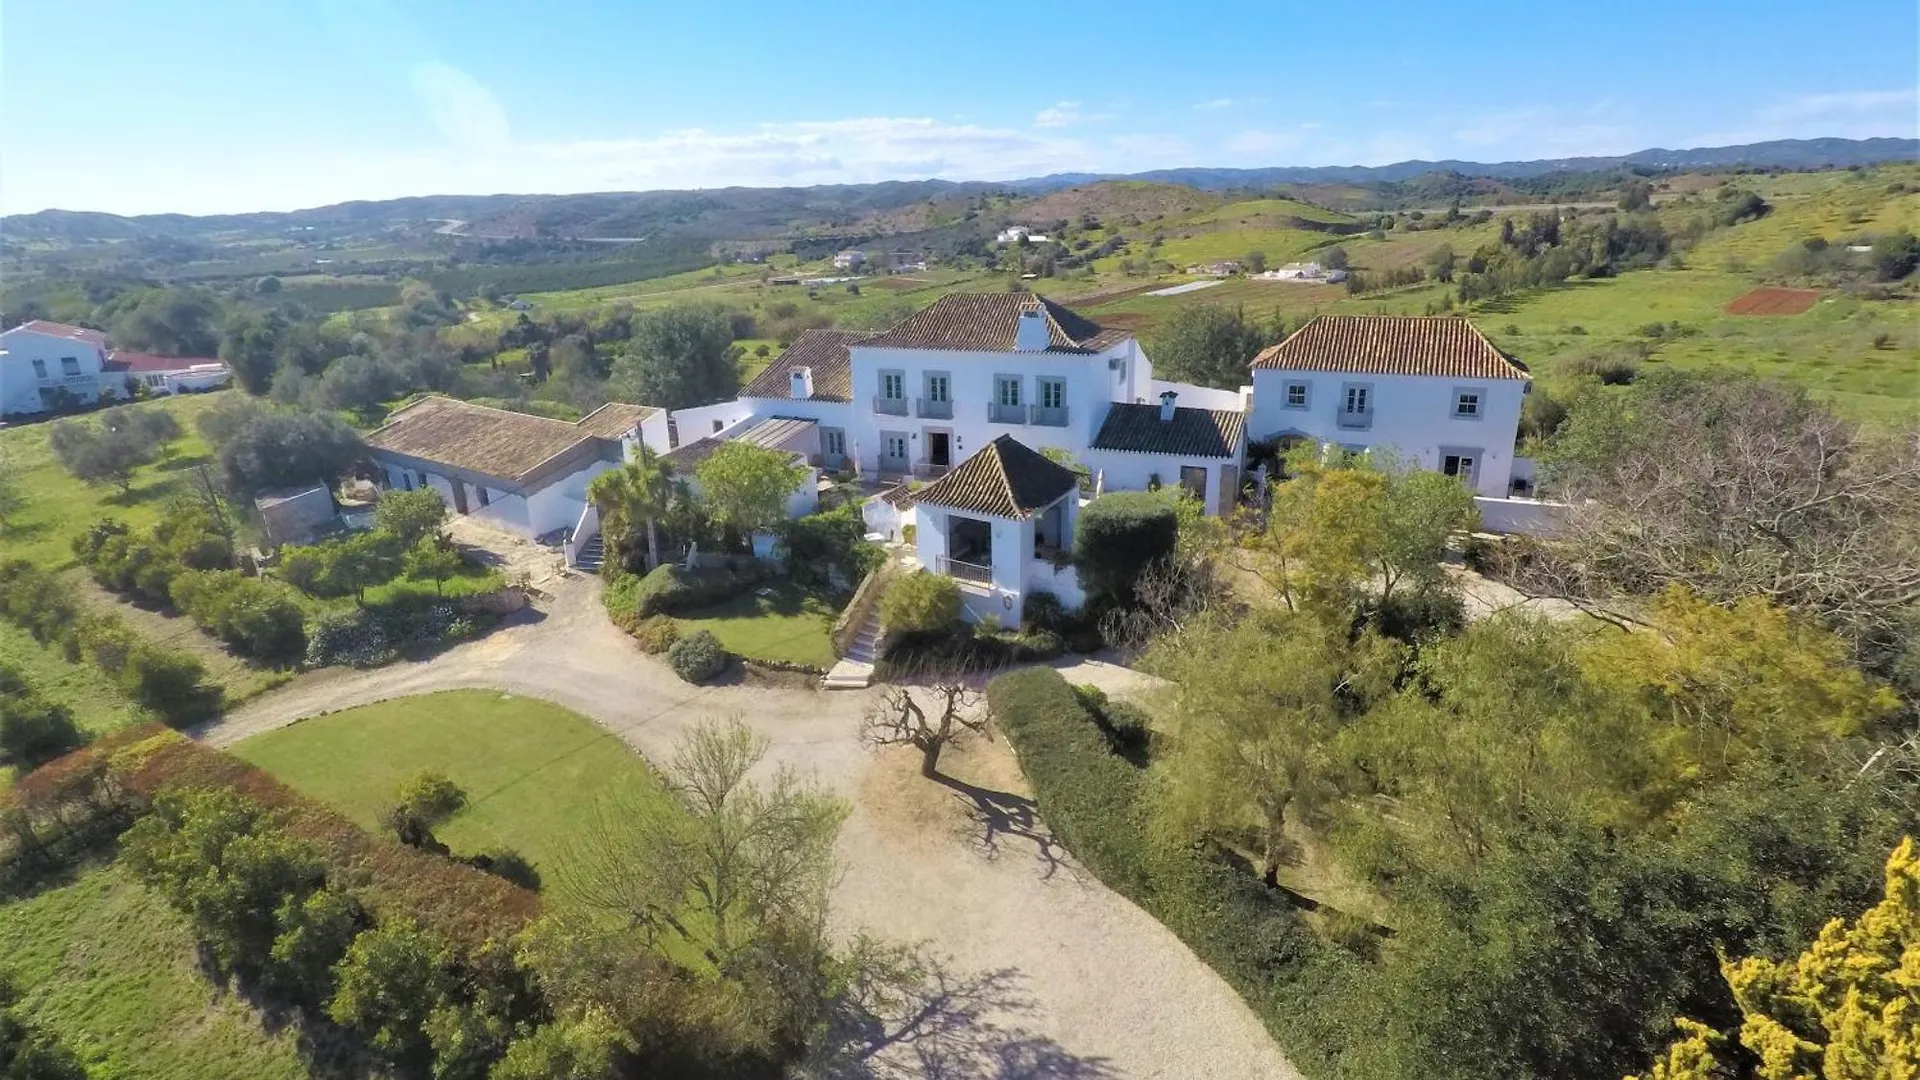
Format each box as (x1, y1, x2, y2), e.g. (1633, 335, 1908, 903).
(587, 444, 677, 572)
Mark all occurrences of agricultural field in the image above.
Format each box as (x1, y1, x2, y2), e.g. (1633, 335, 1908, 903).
(0, 865, 318, 1080)
(233, 690, 670, 879)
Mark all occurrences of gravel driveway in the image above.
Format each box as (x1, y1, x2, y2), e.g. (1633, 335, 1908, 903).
(199, 575, 1299, 1079)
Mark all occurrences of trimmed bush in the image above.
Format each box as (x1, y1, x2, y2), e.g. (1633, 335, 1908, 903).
(304, 598, 479, 668)
(170, 569, 308, 662)
(880, 571, 961, 635)
(1074, 492, 1178, 606)
(633, 561, 768, 617)
(630, 615, 680, 654)
(123, 646, 219, 727)
(666, 629, 729, 683)
(0, 664, 85, 770)
(1021, 590, 1067, 632)
(779, 503, 884, 590)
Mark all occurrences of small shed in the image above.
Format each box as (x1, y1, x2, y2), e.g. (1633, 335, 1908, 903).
(255, 485, 339, 548)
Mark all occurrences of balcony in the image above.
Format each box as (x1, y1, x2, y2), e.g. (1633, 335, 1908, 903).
(873, 395, 908, 416)
(1336, 408, 1373, 430)
(987, 402, 1026, 424)
(937, 556, 994, 585)
(916, 396, 952, 419)
(1030, 404, 1069, 427)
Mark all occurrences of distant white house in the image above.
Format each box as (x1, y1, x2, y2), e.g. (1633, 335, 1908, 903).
(1187, 260, 1242, 276)
(106, 351, 233, 396)
(1255, 262, 1345, 283)
(832, 250, 866, 269)
(995, 226, 1051, 245)
(0, 320, 114, 415)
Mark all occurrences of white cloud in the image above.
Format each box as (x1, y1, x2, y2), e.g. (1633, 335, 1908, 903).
(1195, 98, 1235, 110)
(1033, 101, 1084, 127)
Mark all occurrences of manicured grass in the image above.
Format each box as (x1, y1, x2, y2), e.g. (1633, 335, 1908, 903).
(233, 690, 671, 877)
(673, 580, 840, 669)
(0, 864, 316, 1080)
(0, 391, 232, 571)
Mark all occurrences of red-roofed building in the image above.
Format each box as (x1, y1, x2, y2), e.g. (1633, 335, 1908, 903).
(104, 350, 233, 395)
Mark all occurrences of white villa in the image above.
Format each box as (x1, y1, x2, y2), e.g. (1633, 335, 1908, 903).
(362, 295, 1539, 628)
(0, 320, 233, 416)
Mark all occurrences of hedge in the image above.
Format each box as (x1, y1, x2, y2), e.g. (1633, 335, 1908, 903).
(632, 561, 769, 618)
(1072, 491, 1178, 606)
(304, 597, 482, 668)
(986, 667, 1346, 1074)
(170, 569, 308, 663)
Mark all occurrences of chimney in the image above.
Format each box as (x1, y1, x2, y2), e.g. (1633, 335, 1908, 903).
(789, 365, 813, 400)
(1159, 390, 1178, 423)
(1014, 307, 1051, 352)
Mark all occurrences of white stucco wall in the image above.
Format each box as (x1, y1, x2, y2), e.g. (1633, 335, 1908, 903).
(1082, 450, 1236, 515)
(1248, 368, 1526, 497)
(1148, 379, 1245, 411)
(376, 456, 613, 539)
(1473, 495, 1567, 536)
(669, 400, 758, 445)
(844, 337, 1152, 475)
(0, 328, 110, 415)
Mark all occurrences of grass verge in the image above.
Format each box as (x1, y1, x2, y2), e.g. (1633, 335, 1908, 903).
(672, 580, 839, 669)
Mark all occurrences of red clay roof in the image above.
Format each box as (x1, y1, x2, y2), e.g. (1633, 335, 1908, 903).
(741, 329, 866, 401)
(862, 293, 1128, 354)
(1250, 315, 1528, 381)
(914, 435, 1078, 520)
(7, 320, 107, 346)
(103, 350, 221, 374)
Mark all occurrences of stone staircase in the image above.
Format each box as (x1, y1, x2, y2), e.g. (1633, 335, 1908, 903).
(571, 533, 604, 574)
(821, 604, 882, 690)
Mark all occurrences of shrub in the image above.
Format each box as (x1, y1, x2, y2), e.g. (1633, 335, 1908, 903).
(779, 503, 884, 590)
(632, 561, 767, 617)
(666, 630, 729, 683)
(375, 488, 450, 547)
(170, 569, 308, 662)
(1074, 492, 1178, 606)
(1570, 352, 1640, 386)
(1013, 628, 1064, 660)
(304, 598, 478, 668)
(880, 571, 961, 635)
(1021, 590, 1067, 632)
(0, 665, 85, 770)
(630, 615, 680, 654)
(123, 646, 218, 726)
(397, 769, 467, 823)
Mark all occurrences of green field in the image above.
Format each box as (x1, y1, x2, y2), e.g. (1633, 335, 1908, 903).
(0, 865, 317, 1080)
(673, 580, 839, 669)
(0, 391, 231, 571)
(233, 690, 670, 878)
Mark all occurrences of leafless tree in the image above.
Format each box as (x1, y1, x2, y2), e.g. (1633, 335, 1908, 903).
(862, 680, 989, 779)
(1516, 376, 1920, 652)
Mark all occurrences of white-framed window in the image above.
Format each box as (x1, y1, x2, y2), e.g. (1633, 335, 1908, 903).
(1339, 383, 1373, 428)
(925, 372, 949, 403)
(1453, 389, 1482, 419)
(996, 376, 1023, 407)
(1441, 450, 1479, 486)
(1038, 377, 1065, 410)
(30, 358, 47, 378)
(1343, 385, 1369, 413)
(881, 370, 905, 400)
(1284, 381, 1309, 409)
(60, 356, 81, 376)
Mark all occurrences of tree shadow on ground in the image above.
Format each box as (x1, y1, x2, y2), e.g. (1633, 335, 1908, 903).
(807, 948, 1116, 1079)
(931, 773, 1073, 882)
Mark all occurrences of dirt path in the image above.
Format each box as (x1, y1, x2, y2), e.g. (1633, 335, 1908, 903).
(200, 575, 1298, 1078)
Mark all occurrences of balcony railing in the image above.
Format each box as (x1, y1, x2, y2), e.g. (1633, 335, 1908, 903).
(1030, 404, 1069, 427)
(916, 396, 952, 419)
(987, 402, 1026, 424)
(937, 556, 994, 585)
(1336, 408, 1373, 430)
(873, 395, 909, 416)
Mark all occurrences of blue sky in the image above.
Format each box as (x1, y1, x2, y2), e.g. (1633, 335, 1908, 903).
(5, 0, 1916, 215)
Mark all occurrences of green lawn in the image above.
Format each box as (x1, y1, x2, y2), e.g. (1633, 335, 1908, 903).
(673, 580, 840, 669)
(233, 690, 670, 878)
(0, 865, 318, 1080)
(0, 391, 233, 571)
(0, 620, 139, 737)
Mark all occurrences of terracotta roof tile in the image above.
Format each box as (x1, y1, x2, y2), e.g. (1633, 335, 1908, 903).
(1250, 315, 1528, 381)
(914, 435, 1077, 520)
(103, 350, 222, 374)
(862, 294, 1121, 354)
(367, 396, 600, 483)
(740, 329, 864, 401)
(574, 402, 661, 439)
(1092, 403, 1245, 458)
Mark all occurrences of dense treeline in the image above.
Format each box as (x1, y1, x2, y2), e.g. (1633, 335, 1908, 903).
(983, 370, 1919, 1080)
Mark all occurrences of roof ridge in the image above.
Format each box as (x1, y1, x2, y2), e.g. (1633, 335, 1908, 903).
(989, 436, 1021, 514)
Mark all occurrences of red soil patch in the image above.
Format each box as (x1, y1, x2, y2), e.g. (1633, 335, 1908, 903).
(1725, 287, 1822, 315)
(871, 276, 931, 291)
(1064, 282, 1166, 307)
(1091, 312, 1153, 331)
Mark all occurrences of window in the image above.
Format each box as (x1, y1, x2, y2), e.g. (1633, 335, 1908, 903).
(823, 428, 846, 456)
(881, 371, 904, 400)
(882, 433, 908, 464)
(1179, 465, 1207, 499)
(925, 373, 949, 403)
(30, 359, 47, 378)
(996, 376, 1022, 407)
(1442, 452, 1478, 486)
(1343, 385, 1369, 414)
(1038, 377, 1065, 410)
(1284, 381, 1309, 409)
(1453, 390, 1482, 418)
(711, 419, 724, 433)
(60, 357, 81, 376)
(1339, 383, 1373, 428)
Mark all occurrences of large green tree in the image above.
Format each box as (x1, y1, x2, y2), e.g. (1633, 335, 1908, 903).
(693, 443, 807, 543)
(1144, 304, 1271, 389)
(612, 306, 741, 409)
